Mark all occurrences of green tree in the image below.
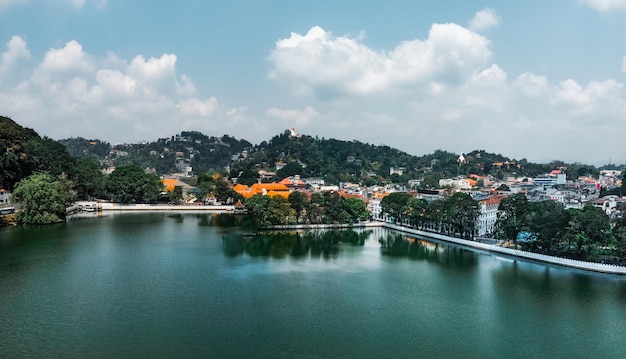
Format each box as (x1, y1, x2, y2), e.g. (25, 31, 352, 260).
(381, 192, 413, 223)
(343, 197, 369, 222)
(265, 196, 296, 226)
(564, 205, 611, 259)
(303, 193, 324, 224)
(494, 193, 529, 242)
(288, 191, 307, 222)
(443, 192, 479, 239)
(72, 157, 105, 200)
(105, 165, 163, 204)
(526, 201, 570, 253)
(245, 194, 271, 217)
(24, 137, 76, 178)
(321, 191, 349, 224)
(276, 162, 303, 179)
(614, 226, 626, 261)
(13, 172, 69, 224)
(407, 197, 429, 228)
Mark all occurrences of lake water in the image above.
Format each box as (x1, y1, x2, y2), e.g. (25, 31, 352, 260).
(1, 212, 626, 358)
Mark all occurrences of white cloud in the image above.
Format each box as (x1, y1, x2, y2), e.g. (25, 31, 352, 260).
(469, 8, 502, 31)
(69, 0, 85, 8)
(514, 72, 549, 97)
(581, 0, 626, 11)
(38, 40, 95, 73)
(0, 0, 28, 12)
(266, 106, 320, 126)
(177, 97, 219, 117)
(268, 24, 492, 97)
(0, 35, 248, 144)
(0, 35, 30, 75)
(552, 78, 625, 116)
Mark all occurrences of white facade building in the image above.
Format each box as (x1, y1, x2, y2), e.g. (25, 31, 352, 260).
(476, 196, 506, 236)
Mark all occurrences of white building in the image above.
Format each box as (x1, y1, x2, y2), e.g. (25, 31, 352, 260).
(0, 189, 10, 206)
(367, 198, 382, 220)
(476, 195, 506, 237)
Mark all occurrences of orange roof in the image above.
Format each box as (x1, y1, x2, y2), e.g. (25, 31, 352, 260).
(481, 195, 506, 205)
(267, 190, 290, 198)
(250, 182, 290, 193)
(467, 179, 478, 187)
(161, 179, 178, 191)
(233, 184, 248, 192)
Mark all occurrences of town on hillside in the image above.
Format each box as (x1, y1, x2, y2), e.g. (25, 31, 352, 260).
(2, 118, 625, 256)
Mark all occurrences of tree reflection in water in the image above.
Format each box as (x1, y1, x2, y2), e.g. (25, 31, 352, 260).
(222, 230, 371, 259)
(379, 233, 478, 269)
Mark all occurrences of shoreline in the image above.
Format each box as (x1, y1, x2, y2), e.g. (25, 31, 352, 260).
(64, 206, 626, 276)
(382, 222, 626, 276)
(98, 202, 235, 211)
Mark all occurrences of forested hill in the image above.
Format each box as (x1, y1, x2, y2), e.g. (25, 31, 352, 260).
(1, 116, 76, 190)
(228, 130, 605, 185)
(3, 116, 619, 188)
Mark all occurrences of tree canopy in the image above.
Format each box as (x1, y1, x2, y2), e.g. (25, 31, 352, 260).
(105, 165, 163, 204)
(13, 172, 70, 224)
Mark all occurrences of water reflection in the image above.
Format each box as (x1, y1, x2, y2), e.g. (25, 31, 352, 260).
(378, 232, 478, 269)
(222, 230, 371, 259)
(197, 213, 256, 228)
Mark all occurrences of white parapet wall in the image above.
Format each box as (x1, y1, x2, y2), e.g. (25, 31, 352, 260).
(100, 203, 235, 212)
(383, 222, 626, 276)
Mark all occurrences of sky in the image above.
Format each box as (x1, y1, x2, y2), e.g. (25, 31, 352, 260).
(1, 0, 626, 166)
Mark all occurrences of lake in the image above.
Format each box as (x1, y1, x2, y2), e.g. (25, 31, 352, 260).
(1, 212, 626, 358)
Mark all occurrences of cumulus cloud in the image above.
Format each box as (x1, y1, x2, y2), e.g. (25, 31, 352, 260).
(580, 0, 626, 12)
(469, 8, 501, 31)
(0, 35, 251, 144)
(0, 35, 30, 75)
(266, 23, 626, 164)
(38, 40, 95, 74)
(552, 78, 625, 116)
(268, 24, 492, 97)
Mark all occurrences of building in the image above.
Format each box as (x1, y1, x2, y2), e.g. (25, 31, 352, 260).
(0, 189, 10, 206)
(390, 167, 405, 176)
(476, 195, 506, 237)
(533, 171, 566, 187)
(233, 182, 291, 198)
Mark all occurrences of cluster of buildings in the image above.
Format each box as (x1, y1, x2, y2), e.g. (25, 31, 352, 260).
(228, 167, 621, 238)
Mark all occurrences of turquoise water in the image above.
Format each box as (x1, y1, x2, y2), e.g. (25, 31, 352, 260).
(1, 212, 626, 358)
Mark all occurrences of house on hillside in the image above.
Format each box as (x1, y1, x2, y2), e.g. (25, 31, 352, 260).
(0, 189, 10, 206)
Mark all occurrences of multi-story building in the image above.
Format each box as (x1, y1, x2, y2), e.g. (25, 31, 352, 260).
(476, 195, 506, 237)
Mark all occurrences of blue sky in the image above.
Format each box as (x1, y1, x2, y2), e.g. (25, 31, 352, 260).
(1, 0, 626, 165)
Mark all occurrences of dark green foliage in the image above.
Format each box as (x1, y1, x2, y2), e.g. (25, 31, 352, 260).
(105, 165, 163, 204)
(288, 191, 307, 221)
(276, 162, 303, 179)
(58, 137, 111, 158)
(494, 193, 530, 241)
(380, 192, 413, 221)
(1, 116, 78, 190)
(70, 157, 106, 200)
(13, 172, 69, 224)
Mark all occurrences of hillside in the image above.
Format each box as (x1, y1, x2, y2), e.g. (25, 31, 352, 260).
(56, 128, 615, 186)
(3, 116, 621, 189)
(1, 116, 76, 190)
